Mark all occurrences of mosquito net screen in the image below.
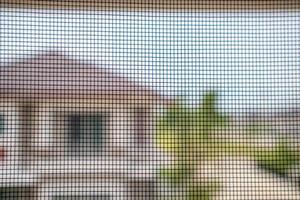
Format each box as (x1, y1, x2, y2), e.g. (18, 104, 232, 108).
(0, 1, 300, 199)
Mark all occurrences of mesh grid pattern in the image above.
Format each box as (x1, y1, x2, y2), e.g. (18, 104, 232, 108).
(1, 1, 300, 199)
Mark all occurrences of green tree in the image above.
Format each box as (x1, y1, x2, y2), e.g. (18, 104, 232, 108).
(157, 91, 226, 199)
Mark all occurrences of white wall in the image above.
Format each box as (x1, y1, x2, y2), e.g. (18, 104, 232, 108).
(34, 104, 157, 157)
(33, 103, 138, 156)
(37, 177, 127, 200)
(110, 107, 133, 153)
(31, 103, 167, 181)
(34, 106, 56, 151)
(0, 103, 20, 169)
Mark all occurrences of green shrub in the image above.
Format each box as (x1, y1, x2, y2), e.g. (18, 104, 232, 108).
(257, 141, 300, 174)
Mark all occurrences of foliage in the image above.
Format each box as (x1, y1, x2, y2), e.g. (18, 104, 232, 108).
(156, 91, 226, 199)
(256, 141, 300, 175)
(156, 91, 226, 153)
(187, 184, 218, 200)
(156, 91, 300, 199)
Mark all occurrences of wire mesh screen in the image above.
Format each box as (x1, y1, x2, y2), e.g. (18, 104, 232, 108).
(0, 1, 300, 199)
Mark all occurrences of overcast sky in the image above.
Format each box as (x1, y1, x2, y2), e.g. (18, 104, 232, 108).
(1, 8, 299, 113)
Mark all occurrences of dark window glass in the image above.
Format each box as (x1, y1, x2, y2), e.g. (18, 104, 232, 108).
(134, 109, 147, 144)
(0, 187, 32, 200)
(67, 113, 106, 153)
(0, 115, 4, 135)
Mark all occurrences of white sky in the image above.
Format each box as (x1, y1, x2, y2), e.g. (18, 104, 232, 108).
(1, 8, 300, 113)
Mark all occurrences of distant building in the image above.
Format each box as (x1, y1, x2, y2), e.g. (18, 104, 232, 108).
(197, 156, 300, 200)
(228, 109, 300, 135)
(0, 52, 172, 199)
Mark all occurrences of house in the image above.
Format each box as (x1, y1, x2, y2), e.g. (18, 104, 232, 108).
(0, 52, 172, 199)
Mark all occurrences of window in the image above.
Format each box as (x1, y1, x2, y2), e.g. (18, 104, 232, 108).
(0, 115, 4, 135)
(0, 187, 32, 200)
(134, 109, 147, 144)
(67, 113, 106, 154)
